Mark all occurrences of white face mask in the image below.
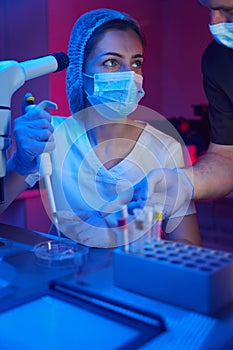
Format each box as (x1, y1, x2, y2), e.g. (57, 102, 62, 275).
(83, 71, 145, 120)
(209, 22, 233, 49)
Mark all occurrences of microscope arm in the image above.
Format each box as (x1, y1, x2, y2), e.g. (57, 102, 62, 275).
(0, 53, 69, 204)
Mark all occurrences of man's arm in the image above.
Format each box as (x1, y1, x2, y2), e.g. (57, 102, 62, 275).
(184, 142, 233, 200)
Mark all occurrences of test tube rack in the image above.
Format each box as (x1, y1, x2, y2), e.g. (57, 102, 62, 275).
(113, 240, 233, 315)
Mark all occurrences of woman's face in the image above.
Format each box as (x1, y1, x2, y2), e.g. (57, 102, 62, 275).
(83, 29, 144, 93)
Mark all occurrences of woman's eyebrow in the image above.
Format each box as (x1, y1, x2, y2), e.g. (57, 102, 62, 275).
(100, 52, 143, 58)
(100, 52, 123, 58)
(132, 54, 143, 59)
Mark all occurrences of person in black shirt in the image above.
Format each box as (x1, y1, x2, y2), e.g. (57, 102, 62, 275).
(184, 0, 233, 201)
(113, 1, 233, 224)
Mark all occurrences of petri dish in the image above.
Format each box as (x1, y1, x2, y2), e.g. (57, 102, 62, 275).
(34, 240, 89, 269)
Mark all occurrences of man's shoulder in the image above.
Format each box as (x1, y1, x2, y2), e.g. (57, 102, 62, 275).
(202, 40, 233, 78)
(202, 40, 233, 65)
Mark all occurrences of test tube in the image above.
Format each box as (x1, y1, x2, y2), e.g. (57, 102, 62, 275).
(117, 218, 129, 252)
(132, 208, 147, 254)
(151, 208, 163, 242)
(116, 204, 129, 252)
(143, 206, 154, 243)
(133, 208, 144, 231)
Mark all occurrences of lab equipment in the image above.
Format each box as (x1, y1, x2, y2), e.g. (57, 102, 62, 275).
(113, 240, 233, 315)
(132, 205, 158, 253)
(34, 239, 89, 270)
(117, 217, 128, 252)
(0, 280, 165, 350)
(0, 52, 69, 203)
(143, 205, 154, 241)
(24, 95, 59, 234)
(115, 204, 129, 251)
(24, 95, 84, 265)
(131, 208, 145, 253)
(151, 208, 163, 241)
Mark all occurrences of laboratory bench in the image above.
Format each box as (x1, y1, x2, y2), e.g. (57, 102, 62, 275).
(0, 223, 233, 350)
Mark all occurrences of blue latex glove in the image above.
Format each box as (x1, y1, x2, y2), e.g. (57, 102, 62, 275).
(99, 168, 194, 229)
(147, 167, 194, 218)
(127, 177, 148, 214)
(11, 93, 55, 175)
(98, 177, 149, 217)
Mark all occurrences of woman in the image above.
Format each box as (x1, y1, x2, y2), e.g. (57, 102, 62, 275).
(4, 8, 201, 248)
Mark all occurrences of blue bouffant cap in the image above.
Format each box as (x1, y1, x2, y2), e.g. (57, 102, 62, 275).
(66, 8, 140, 115)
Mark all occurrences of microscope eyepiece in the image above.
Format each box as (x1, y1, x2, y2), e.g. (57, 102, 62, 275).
(51, 52, 69, 72)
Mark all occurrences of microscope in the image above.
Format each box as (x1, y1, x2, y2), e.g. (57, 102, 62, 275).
(0, 52, 69, 203)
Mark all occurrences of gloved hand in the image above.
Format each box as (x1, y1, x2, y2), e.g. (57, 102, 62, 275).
(11, 93, 55, 175)
(99, 168, 194, 221)
(127, 177, 148, 214)
(56, 210, 117, 248)
(97, 177, 148, 217)
(147, 167, 194, 217)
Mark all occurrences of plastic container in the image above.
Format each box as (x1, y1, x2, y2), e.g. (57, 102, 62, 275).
(34, 240, 89, 269)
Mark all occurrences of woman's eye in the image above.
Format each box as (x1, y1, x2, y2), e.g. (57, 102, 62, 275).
(132, 60, 143, 69)
(103, 59, 117, 67)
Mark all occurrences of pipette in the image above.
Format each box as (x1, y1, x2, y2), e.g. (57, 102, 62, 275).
(25, 95, 60, 238)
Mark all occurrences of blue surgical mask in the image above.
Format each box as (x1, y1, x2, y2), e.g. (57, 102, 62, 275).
(83, 71, 145, 120)
(209, 22, 233, 49)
